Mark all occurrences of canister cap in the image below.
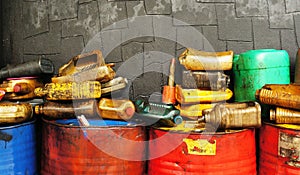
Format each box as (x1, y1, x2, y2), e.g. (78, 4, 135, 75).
(233, 49, 290, 70)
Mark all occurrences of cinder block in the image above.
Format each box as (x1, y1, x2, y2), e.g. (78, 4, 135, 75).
(202, 26, 226, 52)
(176, 26, 204, 50)
(216, 4, 252, 41)
(145, 0, 171, 15)
(98, 0, 128, 30)
(62, 1, 100, 44)
(295, 14, 300, 48)
(23, 1, 48, 38)
(24, 21, 61, 54)
(286, 0, 300, 13)
(268, 0, 293, 29)
(253, 17, 280, 49)
(49, 0, 78, 21)
(227, 41, 253, 54)
(172, 0, 217, 25)
(144, 38, 176, 66)
(101, 29, 122, 62)
(126, 1, 146, 18)
(236, 0, 268, 17)
(197, 0, 234, 2)
(153, 15, 176, 41)
(122, 42, 143, 61)
(121, 16, 154, 43)
(61, 36, 85, 62)
(281, 29, 298, 70)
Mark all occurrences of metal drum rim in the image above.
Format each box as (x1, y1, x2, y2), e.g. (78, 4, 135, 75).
(263, 121, 300, 131)
(0, 118, 36, 130)
(42, 117, 143, 129)
(151, 125, 251, 135)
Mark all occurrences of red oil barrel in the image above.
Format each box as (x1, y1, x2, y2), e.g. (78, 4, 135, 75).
(148, 127, 256, 175)
(41, 118, 146, 175)
(259, 123, 300, 175)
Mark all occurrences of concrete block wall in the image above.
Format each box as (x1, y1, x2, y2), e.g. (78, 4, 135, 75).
(1, 0, 300, 100)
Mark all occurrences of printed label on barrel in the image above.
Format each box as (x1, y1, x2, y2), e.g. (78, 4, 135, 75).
(278, 132, 300, 168)
(183, 138, 216, 155)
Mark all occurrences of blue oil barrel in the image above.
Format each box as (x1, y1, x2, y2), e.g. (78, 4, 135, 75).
(0, 119, 37, 175)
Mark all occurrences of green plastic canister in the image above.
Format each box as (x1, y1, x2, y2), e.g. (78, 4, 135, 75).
(233, 49, 290, 102)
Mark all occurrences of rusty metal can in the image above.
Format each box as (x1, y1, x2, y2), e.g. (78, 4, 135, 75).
(256, 84, 300, 110)
(35, 100, 98, 119)
(98, 98, 135, 120)
(0, 77, 43, 100)
(182, 71, 230, 90)
(41, 118, 146, 175)
(270, 107, 300, 124)
(34, 81, 101, 100)
(202, 102, 261, 129)
(178, 48, 233, 71)
(0, 102, 33, 124)
(175, 85, 233, 104)
(58, 50, 105, 76)
(148, 126, 256, 174)
(259, 123, 300, 174)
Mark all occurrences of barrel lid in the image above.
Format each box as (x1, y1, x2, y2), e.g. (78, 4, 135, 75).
(264, 122, 300, 130)
(233, 49, 290, 70)
(55, 119, 134, 127)
(154, 121, 248, 134)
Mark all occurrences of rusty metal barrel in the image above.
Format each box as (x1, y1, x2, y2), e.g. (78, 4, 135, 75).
(259, 122, 300, 174)
(0, 119, 38, 174)
(148, 126, 257, 175)
(41, 118, 146, 175)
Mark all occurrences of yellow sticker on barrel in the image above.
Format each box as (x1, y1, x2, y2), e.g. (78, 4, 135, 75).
(183, 138, 216, 155)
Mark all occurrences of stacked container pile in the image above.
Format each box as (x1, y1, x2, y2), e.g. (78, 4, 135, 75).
(0, 58, 55, 175)
(148, 48, 262, 175)
(254, 49, 300, 174)
(34, 50, 146, 175)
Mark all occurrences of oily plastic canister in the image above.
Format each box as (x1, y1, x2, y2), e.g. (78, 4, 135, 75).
(41, 118, 146, 175)
(233, 49, 290, 102)
(0, 119, 38, 175)
(259, 122, 300, 175)
(148, 127, 257, 175)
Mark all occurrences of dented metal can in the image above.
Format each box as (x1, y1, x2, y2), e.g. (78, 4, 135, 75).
(178, 48, 233, 71)
(0, 102, 33, 124)
(101, 77, 128, 95)
(52, 64, 115, 83)
(270, 107, 300, 124)
(256, 84, 300, 110)
(259, 123, 300, 174)
(34, 81, 101, 100)
(58, 50, 105, 76)
(182, 71, 230, 90)
(35, 100, 98, 119)
(175, 85, 233, 104)
(98, 98, 135, 120)
(202, 102, 261, 129)
(0, 77, 43, 100)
